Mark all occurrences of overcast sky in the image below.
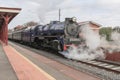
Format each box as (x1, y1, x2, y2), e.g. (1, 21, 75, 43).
(1, 0, 120, 29)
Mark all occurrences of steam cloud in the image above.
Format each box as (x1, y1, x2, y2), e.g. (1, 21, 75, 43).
(60, 24, 105, 61)
(104, 31, 120, 53)
(80, 24, 101, 50)
(60, 25, 120, 61)
(35, 0, 65, 24)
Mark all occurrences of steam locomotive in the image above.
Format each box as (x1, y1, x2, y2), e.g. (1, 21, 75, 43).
(8, 17, 81, 51)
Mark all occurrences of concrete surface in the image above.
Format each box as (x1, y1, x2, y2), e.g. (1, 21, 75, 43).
(0, 44, 18, 80)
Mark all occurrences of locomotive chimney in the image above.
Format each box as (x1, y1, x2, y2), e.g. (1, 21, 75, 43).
(65, 18, 71, 21)
(59, 9, 61, 21)
(65, 17, 77, 24)
(65, 18, 71, 23)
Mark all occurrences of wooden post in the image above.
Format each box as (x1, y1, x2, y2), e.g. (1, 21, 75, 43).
(1, 14, 12, 45)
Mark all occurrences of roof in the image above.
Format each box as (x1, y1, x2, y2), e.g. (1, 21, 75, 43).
(0, 7, 21, 27)
(79, 21, 101, 27)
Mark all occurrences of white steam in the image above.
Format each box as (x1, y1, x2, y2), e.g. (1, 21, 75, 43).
(23, 0, 65, 24)
(106, 31, 120, 53)
(60, 24, 105, 61)
(111, 31, 120, 45)
(60, 24, 120, 61)
(80, 24, 101, 50)
(61, 45, 105, 61)
(100, 31, 120, 53)
(36, 0, 65, 24)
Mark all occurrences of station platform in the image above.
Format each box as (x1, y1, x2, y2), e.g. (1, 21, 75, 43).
(0, 44, 17, 80)
(0, 42, 101, 80)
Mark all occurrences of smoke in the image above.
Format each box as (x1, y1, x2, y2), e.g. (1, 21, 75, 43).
(35, 0, 65, 24)
(99, 31, 120, 53)
(17, 0, 66, 24)
(60, 24, 120, 61)
(80, 24, 101, 50)
(60, 24, 105, 61)
(111, 31, 120, 45)
(61, 45, 105, 61)
(105, 31, 120, 53)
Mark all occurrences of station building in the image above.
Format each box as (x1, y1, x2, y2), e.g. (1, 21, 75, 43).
(79, 21, 101, 33)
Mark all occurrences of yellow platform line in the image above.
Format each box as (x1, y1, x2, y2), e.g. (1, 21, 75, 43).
(9, 45, 56, 80)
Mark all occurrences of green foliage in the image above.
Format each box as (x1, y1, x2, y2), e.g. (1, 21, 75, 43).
(99, 27, 112, 41)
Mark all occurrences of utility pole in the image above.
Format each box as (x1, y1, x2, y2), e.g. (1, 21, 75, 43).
(59, 9, 61, 21)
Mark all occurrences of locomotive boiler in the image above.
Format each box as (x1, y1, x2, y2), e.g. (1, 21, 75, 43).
(9, 17, 81, 51)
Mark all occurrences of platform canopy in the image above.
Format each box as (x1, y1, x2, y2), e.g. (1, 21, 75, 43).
(0, 7, 21, 45)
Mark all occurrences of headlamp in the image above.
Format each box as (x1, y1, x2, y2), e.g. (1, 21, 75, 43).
(72, 17, 77, 22)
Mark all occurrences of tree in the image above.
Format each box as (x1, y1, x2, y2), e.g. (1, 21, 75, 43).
(23, 21, 38, 27)
(14, 25, 24, 31)
(99, 27, 112, 41)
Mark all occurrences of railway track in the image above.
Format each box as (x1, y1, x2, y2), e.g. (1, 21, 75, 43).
(78, 60, 120, 74)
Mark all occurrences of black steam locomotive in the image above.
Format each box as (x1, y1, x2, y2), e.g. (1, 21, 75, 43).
(8, 17, 81, 51)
